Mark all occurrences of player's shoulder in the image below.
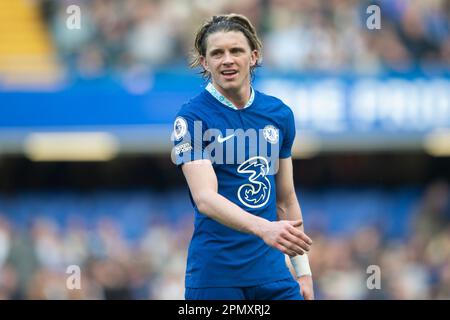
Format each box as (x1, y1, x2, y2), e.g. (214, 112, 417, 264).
(176, 91, 211, 120)
(255, 90, 294, 117)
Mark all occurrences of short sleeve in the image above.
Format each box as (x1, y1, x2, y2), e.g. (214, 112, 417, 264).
(171, 110, 208, 166)
(279, 108, 296, 159)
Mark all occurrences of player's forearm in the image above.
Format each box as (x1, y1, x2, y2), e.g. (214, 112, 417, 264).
(277, 195, 304, 232)
(195, 190, 269, 236)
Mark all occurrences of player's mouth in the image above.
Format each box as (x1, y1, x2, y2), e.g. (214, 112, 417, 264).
(221, 69, 238, 80)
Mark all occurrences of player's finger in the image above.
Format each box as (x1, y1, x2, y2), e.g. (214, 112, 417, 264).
(289, 220, 303, 228)
(288, 226, 313, 245)
(282, 230, 310, 251)
(302, 288, 312, 300)
(276, 242, 297, 256)
(279, 236, 305, 256)
(303, 288, 314, 300)
(298, 232, 313, 246)
(281, 231, 310, 253)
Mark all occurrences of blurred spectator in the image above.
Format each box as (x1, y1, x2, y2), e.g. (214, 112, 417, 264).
(413, 181, 450, 241)
(0, 216, 12, 268)
(38, 0, 450, 76)
(0, 180, 448, 299)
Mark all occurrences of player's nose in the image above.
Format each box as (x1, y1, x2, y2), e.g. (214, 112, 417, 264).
(222, 51, 234, 65)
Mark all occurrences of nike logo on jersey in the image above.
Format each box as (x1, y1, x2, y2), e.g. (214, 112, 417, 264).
(217, 134, 235, 143)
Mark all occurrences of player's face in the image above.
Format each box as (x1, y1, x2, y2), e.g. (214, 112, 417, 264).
(201, 31, 258, 93)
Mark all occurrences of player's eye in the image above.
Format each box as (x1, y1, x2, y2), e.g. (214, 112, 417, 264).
(231, 48, 244, 55)
(210, 50, 223, 58)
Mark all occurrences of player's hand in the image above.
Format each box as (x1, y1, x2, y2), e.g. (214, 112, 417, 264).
(260, 219, 312, 256)
(298, 275, 314, 300)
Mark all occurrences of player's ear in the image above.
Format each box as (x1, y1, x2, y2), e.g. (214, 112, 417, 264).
(200, 56, 209, 72)
(250, 50, 259, 67)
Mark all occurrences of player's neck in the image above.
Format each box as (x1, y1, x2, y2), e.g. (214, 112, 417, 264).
(212, 82, 251, 109)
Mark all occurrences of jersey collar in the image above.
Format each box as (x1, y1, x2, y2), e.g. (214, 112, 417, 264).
(206, 82, 254, 110)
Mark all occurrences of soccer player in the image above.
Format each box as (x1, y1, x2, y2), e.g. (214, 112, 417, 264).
(172, 14, 314, 300)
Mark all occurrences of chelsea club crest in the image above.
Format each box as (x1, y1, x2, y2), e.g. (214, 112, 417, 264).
(263, 125, 279, 144)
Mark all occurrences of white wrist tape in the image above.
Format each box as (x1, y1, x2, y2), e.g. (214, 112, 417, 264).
(290, 254, 312, 277)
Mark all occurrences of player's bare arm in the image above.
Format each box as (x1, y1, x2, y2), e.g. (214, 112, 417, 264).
(182, 159, 311, 256)
(276, 158, 304, 222)
(276, 157, 315, 300)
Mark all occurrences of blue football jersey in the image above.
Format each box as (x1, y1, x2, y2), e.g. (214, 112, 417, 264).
(172, 84, 297, 288)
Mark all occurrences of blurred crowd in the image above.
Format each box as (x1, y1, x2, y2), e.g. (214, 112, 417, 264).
(37, 0, 450, 76)
(310, 182, 450, 299)
(0, 213, 192, 299)
(0, 181, 449, 300)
